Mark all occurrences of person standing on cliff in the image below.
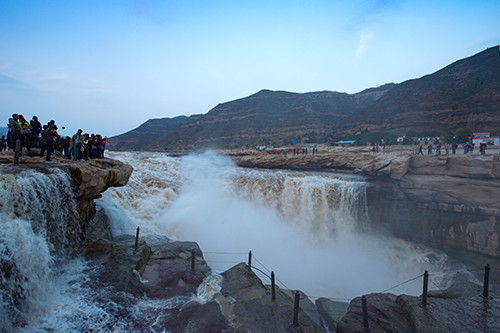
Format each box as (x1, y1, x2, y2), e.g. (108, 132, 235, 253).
(30, 116, 42, 148)
(9, 114, 21, 151)
(39, 125, 54, 161)
(19, 123, 33, 157)
(0, 136, 7, 151)
(71, 129, 84, 160)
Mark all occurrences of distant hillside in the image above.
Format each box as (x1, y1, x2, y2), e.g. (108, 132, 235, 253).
(107, 114, 203, 151)
(109, 84, 395, 151)
(109, 46, 500, 151)
(340, 46, 500, 135)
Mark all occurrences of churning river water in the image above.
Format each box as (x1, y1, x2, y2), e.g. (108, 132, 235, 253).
(0, 151, 468, 332)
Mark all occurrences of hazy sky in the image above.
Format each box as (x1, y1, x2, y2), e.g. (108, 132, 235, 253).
(1, 0, 499, 137)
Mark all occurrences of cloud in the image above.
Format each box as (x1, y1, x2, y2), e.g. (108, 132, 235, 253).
(37, 72, 70, 81)
(355, 27, 374, 63)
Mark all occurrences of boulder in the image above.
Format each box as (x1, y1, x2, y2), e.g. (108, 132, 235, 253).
(84, 235, 151, 298)
(141, 236, 212, 299)
(217, 263, 325, 332)
(315, 298, 349, 332)
(337, 279, 500, 333)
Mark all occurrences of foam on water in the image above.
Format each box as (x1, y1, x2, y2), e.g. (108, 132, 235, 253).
(0, 167, 132, 332)
(194, 274, 223, 304)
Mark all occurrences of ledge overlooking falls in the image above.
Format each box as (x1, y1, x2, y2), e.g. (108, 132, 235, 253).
(0, 151, 132, 196)
(0, 150, 133, 227)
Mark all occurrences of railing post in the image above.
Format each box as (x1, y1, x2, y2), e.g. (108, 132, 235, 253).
(134, 226, 140, 252)
(293, 290, 300, 327)
(191, 250, 196, 272)
(362, 295, 370, 331)
(271, 271, 276, 301)
(247, 250, 252, 275)
(422, 270, 428, 308)
(482, 264, 490, 298)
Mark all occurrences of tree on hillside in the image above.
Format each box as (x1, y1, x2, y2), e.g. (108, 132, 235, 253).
(455, 128, 473, 143)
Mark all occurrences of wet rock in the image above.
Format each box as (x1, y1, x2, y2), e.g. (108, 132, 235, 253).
(315, 298, 349, 332)
(84, 235, 151, 297)
(337, 293, 447, 333)
(87, 208, 113, 240)
(217, 263, 325, 332)
(337, 286, 500, 333)
(141, 236, 212, 299)
(176, 301, 231, 332)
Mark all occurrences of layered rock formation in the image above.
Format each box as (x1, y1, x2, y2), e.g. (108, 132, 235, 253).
(0, 150, 133, 229)
(228, 145, 500, 262)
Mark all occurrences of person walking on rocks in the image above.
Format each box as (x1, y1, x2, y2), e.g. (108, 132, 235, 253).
(417, 145, 424, 155)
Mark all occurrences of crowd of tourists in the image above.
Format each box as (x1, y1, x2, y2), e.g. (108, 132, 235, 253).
(416, 141, 489, 156)
(2, 114, 107, 161)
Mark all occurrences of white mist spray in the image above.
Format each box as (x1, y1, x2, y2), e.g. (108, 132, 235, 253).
(101, 151, 452, 300)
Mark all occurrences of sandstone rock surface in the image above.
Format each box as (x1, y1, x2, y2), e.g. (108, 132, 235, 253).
(228, 145, 500, 260)
(0, 150, 133, 227)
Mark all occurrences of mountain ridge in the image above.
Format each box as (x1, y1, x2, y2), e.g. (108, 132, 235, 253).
(108, 46, 500, 151)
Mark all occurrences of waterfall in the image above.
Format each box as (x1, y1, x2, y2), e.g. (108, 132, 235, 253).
(100, 151, 455, 300)
(0, 167, 81, 331)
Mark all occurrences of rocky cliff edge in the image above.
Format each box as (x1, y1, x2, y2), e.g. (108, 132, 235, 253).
(228, 145, 500, 259)
(0, 150, 133, 227)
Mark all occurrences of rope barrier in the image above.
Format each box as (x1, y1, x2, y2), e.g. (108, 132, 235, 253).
(253, 255, 273, 275)
(275, 276, 293, 292)
(120, 240, 491, 313)
(252, 266, 272, 280)
(205, 260, 241, 265)
(198, 248, 494, 330)
(380, 274, 423, 293)
(429, 278, 447, 293)
(304, 295, 352, 302)
(205, 250, 428, 303)
(204, 251, 248, 255)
